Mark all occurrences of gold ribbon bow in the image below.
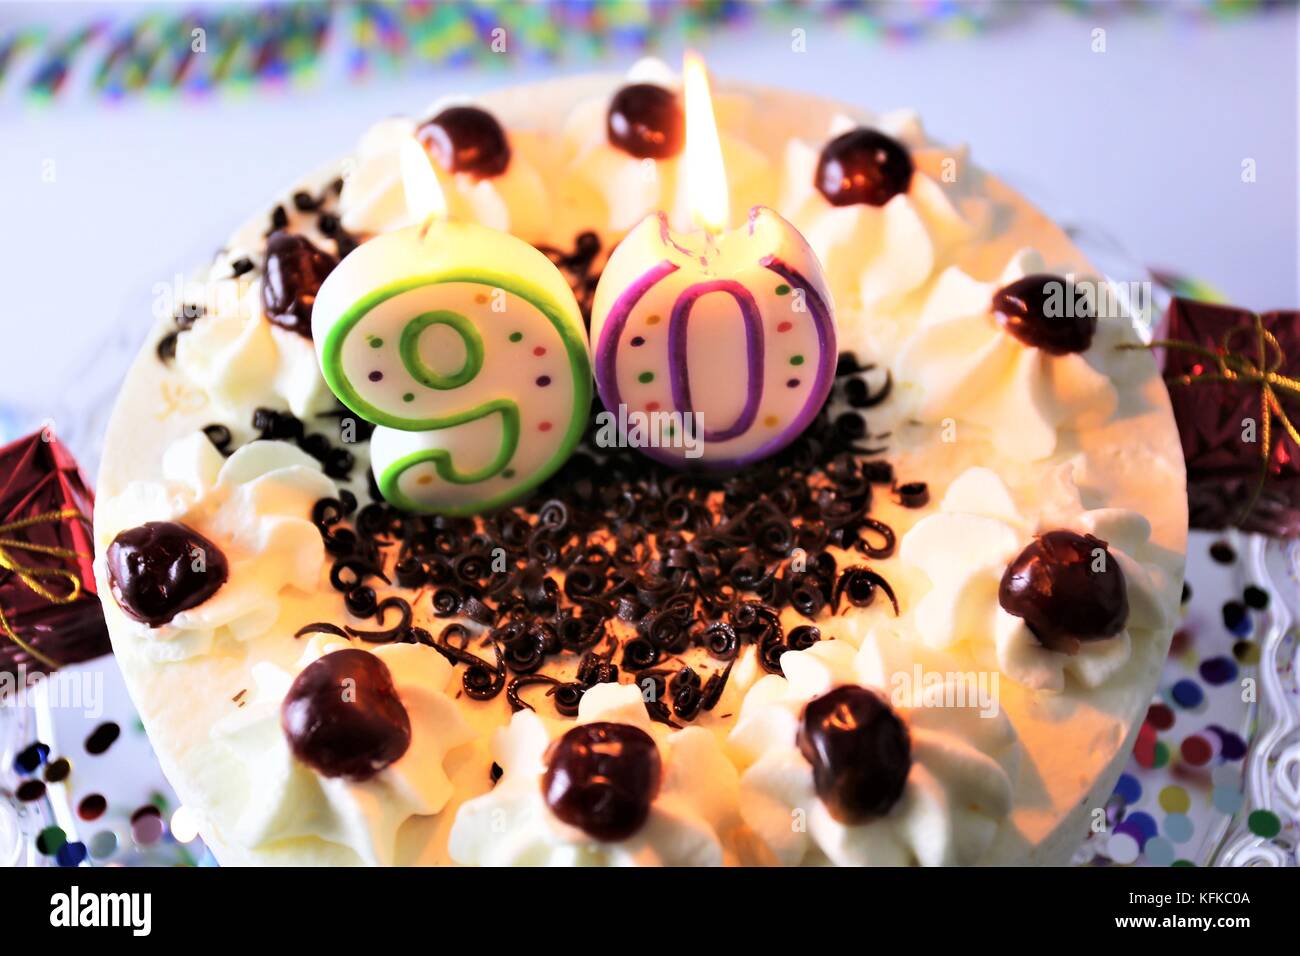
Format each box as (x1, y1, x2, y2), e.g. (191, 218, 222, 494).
(1126, 311, 1300, 523)
(0, 508, 88, 669)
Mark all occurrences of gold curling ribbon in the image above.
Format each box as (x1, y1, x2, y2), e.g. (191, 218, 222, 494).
(1124, 312, 1300, 523)
(0, 508, 88, 669)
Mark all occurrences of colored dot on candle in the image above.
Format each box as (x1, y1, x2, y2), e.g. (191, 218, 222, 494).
(368, 336, 383, 348)
(630, 336, 645, 347)
(638, 371, 655, 384)
(777, 321, 792, 332)
(533, 346, 547, 357)
(646, 314, 661, 326)
(775, 284, 791, 296)
(509, 332, 523, 342)
(403, 393, 415, 403)
(369, 370, 383, 382)
(502, 469, 516, 479)
(646, 401, 660, 412)
(539, 421, 553, 432)
(536, 375, 551, 387)
(789, 355, 805, 366)
(763, 415, 779, 427)
(787, 378, 800, 388)
(417, 474, 434, 486)
(475, 293, 489, 304)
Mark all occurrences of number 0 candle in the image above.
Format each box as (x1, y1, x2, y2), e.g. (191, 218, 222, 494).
(312, 139, 592, 515)
(589, 54, 837, 470)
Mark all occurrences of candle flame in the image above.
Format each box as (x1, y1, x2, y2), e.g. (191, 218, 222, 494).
(400, 135, 448, 223)
(682, 51, 729, 234)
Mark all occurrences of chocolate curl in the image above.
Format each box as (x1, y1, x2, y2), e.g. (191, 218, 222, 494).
(1123, 312, 1300, 526)
(0, 508, 88, 669)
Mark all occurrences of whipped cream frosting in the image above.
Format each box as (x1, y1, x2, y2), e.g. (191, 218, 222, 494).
(899, 464, 1171, 690)
(213, 635, 473, 866)
(729, 638, 1019, 866)
(95, 435, 337, 662)
(449, 682, 739, 866)
(779, 110, 987, 317)
(894, 250, 1121, 462)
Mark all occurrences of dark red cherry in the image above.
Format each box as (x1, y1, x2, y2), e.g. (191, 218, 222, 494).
(281, 649, 411, 781)
(798, 685, 911, 823)
(106, 521, 229, 626)
(542, 722, 661, 841)
(417, 106, 511, 179)
(606, 83, 684, 160)
(261, 231, 337, 339)
(998, 530, 1128, 654)
(815, 128, 914, 207)
(992, 274, 1097, 355)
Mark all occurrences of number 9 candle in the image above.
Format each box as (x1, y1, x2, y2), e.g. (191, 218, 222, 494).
(312, 139, 592, 515)
(590, 53, 837, 470)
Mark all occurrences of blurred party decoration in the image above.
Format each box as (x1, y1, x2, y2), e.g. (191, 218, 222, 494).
(0, 431, 110, 684)
(0, 1, 1288, 104)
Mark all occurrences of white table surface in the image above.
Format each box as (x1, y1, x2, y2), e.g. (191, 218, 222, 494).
(1, 3, 1297, 467)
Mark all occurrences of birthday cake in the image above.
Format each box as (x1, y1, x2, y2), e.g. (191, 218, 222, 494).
(93, 61, 1187, 866)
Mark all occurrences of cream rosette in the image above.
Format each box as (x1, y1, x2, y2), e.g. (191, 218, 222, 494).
(894, 249, 1123, 462)
(779, 110, 986, 312)
(212, 635, 472, 866)
(337, 108, 550, 243)
(559, 57, 771, 235)
(899, 464, 1170, 691)
(728, 638, 1019, 867)
(96, 435, 336, 662)
(448, 682, 739, 866)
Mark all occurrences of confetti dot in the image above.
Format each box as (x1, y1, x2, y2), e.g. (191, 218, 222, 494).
(14, 742, 49, 775)
(1171, 679, 1204, 709)
(1212, 785, 1244, 815)
(776, 321, 793, 332)
(775, 284, 791, 296)
(403, 392, 414, 403)
(1146, 703, 1175, 731)
(88, 830, 118, 860)
(638, 371, 654, 384)
(132, 814, 164, 847)
(1152, 741, 1170, 769)
(1106, 832, 1140, 864)
(538, 421, 553, 432)
(787, 378, 800, 388)
(1159, 786, 1190, 814)
(1199, 656, 1238, 685)
(1248, 810, 1281, 839)
(1209, 541, 1236, 563)
(78, 793, 107, 821)
(368, 370, 383, 382)
(536, 375, 551, 387)
(171, 806, 202, 844)
(645, 314, 661, 325)
(1163, 813, 1194, 843)
(1113, 773, 1142, 804)
(533, 346, 546, 357)
(789, 355, 805, 366)
(17, 779, 45, 802)
(368, 337, 383, 348)
(1233, 640, 1259, 664)
(1169, 628, 1191, 655)
(1222, 601, 1250, 636)
(36, 826, 65, 856)
(509, 332, 523, 343)
(763, 415, 779, 428)
(630, 336, 645, 347)
(56, 841, 87, 867)
(1121, 811, 1158, 845)
(1133, 723, 1157, 768)
(1181, 582, 1192, 604)
(1145, 836, 1176, 866)
(43, 757, 71, 783)
(1242, 585, 1269, 609)
(1180, 735, 1212, 766)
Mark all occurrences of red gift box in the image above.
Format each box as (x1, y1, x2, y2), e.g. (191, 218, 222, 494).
(1159, 299, 1300, 536)
(0, 430, 111, 682)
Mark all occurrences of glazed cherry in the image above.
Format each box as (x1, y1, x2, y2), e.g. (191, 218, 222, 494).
(606, 83, 684, 159)
(815, 128, 914, 207)
(261, 231, 337, 339)
(992, 274, 1097, 355)
(417, 105, 511, 179)
(281, 649, 412, 781)
(998, 530, 1129, 654)
(542, 722, 661, 841)
(106, 521, 229, 626)
(798, 685, 911, 823)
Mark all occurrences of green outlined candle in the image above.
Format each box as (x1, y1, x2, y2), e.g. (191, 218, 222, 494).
(311, 140, 591, 515)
